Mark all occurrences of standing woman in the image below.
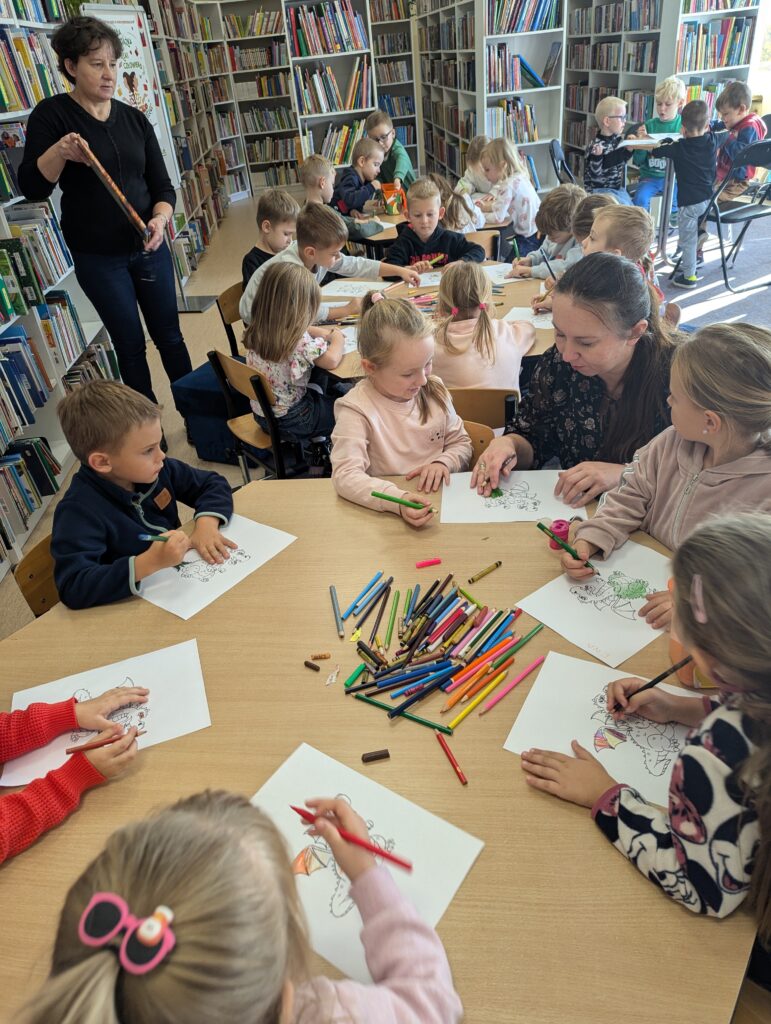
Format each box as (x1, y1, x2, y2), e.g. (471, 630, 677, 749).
(470, 253, 677, 505)
(19, 17, 192, 404)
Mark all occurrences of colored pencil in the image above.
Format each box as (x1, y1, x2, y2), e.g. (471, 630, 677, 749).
(344, 663, 367, 689)
(66, 729, 146, 755)
(456, 585, 482, 607)
(463, 654, 517, 700)
(428, 254, 443, 266)
(370, 491, 437, 514)
(369, 584, 391, 645)
(468, 560, 502, 584)
(138, 533, 168, 542)
(329, 585, 344, 638)
(385, 589, 400, 650)
(342, 571, 382, 620)
(448, 669, 508, 730)
(355, 577, 394, 629)
(612, 656, 693, 712)
(354, 692, 454, 735)
(290, 805, 413, 872)
(480, 656, 545, 715)
(435, 731, 468, 785)
(535, 522, 597, 570)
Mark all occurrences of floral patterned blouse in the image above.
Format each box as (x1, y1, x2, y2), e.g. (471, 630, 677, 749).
(245, 332, 329, 417)
(505, 345, 671, 469)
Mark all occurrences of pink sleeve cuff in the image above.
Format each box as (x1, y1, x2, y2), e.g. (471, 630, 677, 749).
(350, 864, 402, 920)
(591, 782, 626, 820)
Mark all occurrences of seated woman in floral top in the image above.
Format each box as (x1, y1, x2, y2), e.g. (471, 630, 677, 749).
(470, 253, 676, 505)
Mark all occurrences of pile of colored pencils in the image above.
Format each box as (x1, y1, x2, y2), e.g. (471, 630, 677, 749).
(331, 571, 544, 735)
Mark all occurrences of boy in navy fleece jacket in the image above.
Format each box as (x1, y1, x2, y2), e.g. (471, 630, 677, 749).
(52, 380, 234, 610)
(714, 81, 767, 198)
(385, 177, 485, 269)
(331, 138, 384, 215)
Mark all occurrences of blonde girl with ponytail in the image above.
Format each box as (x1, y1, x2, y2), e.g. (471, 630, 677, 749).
(522, 512, 771, 990)
(427, 172, 485, 234)
(432, 262, 535, 389)
(19, 790, 463, 1024)
(331, 293, 472, 526)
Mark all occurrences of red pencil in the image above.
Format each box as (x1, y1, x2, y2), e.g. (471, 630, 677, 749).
(290, 805, 413, 871)
(66, 729, 146, 755)
(435, 731, 468, 785)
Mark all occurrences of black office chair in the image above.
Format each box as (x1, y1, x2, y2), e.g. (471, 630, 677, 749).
(549, 139, 576, 184)
(693, 140, 771, 293)
(762, 113, 771, 138)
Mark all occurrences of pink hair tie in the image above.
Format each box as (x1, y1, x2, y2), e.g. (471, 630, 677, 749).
(451, 306, 459, 316)
(690, 574, 708, 624)
(479, 302, 487, 311)
(371, 292, 385, 303)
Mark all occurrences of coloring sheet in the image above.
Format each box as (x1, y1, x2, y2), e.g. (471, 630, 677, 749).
(482, 262, 514, 285)
(503, 306, 554, 329)
(139, 513, 296, 620)
(1, 640, 209, 787)
(320, 279, 381, 298)
(341, 325, 358, 353)
(503, 652, 700, 805)
(252, 743, 484, 983)
(440, 470, 586, 523)
(622, 133, 677, 148)
(416, 271, 442, 287)
(517, 540, 671, 667)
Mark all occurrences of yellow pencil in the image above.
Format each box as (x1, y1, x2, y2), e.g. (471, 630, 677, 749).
(447, 669, 507, 729)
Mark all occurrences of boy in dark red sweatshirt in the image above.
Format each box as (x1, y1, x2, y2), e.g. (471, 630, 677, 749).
(714, 80, 767, 199)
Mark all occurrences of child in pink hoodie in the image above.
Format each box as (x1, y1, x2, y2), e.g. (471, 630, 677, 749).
(432, 261, 534, 390)
(332, 292, 472, 527)
(563, 323, 771, 628)
(20, 791, 463, 1024)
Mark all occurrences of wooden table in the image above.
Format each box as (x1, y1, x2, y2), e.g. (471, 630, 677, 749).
(365, 215, 511, 246)
(0, 481, 754, 1023)
(331, 270, 553, 379)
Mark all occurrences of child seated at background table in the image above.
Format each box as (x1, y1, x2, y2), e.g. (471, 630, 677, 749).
(365, 109, 416, 191)
(508, 183, 585, 279)
(332, 292, 472, 526)
(18, 791, 463, 1023)
(432, 261, 534, 389)
(429, 172, 485, 234)
(563, 324, 771, 629)
(386, 178, 485, 270)
(241, 187, 299, 289)
(51, 380, 235, 610)
(455, 134, 492, 197)
(300, 153, 386, 244)
(331, 138, 384, 216)
(476, 137, 540, 258)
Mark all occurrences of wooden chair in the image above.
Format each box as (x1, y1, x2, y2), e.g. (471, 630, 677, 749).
(449, 388, 519, 430)
(463, 420, 495, 465)
(466, 229, 500, 260)
(215, 281, 244, 358)
(207, 349, 305, 484)
(14, 534, 58, 617)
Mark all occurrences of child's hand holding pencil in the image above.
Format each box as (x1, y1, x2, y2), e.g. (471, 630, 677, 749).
(302, 797, 378, 881)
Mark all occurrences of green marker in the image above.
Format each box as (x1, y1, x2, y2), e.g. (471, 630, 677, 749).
(536, 522, 597, 570)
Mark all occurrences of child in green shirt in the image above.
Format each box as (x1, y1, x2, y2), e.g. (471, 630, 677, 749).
(632, 76, 686, 214)
(365, 110, 415, 191)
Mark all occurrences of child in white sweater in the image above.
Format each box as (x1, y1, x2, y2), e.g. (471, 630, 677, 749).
(475, 137, 540, 258)
(332, 293, 472, 527)
(508, 183, 585, 279)
(454, 134, 492, 197)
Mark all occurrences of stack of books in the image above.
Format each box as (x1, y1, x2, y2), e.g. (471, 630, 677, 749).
(486, 0, 562, 35)
(223, 10, 284, 38)
(317, 117, 366, 164)
(229, 41, 288, 72)
(485, 98, 539, 144)
(6, 201, 73, 290)
(676, 15, 755, 72)
(0, 26, 66, 112)
(287, 0, 368, 58)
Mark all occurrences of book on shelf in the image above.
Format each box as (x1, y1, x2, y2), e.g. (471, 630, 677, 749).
(236, 70, 291, 100)
(38, 290, 88, 370)
(525, 154, 541, 191)
(4, 436, 60, 501)
(369, 0, 410, 19)
(683, 76, 729, 116)
(293, 62, 346, 115)
(287, 0, 368, 59)
(625, 0, 661, 32)
(0, 26, 65, 112)
(0, 327, 51, 414)
(317, 117, 367, 164)
(228, 41, 288, 72)
(223, 11, 284, 38)
(251, 164, 301, 187)
(241, 104, 297, 133)
(676, 16, 755, 72)
(373, 30, 410, 55)
(486, 45, 547, 93)
(0, 237, 44, 306)
(11, 0, 63, 21)
(62, 342, 119, 394)
(680, 1, 757, 11)
(594, 1, 624, 34)
(486, 0, 562, 35)
(485, 98, 539, 144)
(541, 41, 562, 86)
(623, 89, 655, 123)
(343, 54, 371, 110)
(377, 92, 412, 118)
(623, 39, 658, 75)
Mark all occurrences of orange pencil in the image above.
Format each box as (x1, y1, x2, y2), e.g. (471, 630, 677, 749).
(66, 729, 146, 755)
(463, 655, 516, 701)
(445, 636, 517, 692)
(441, 663, 489, 712)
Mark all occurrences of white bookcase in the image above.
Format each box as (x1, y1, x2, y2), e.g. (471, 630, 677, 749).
(415, 0, 566, 192)
(369, 0, 418, 169)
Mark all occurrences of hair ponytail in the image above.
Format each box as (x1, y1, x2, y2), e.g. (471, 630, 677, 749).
(435, 262, 496, 364)
(19, 952, 120, 1024)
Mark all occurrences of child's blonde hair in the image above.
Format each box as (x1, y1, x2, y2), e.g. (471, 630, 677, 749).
(18, 791, 311, 1024)
(296, 202, 348, 250)
(654, 75, 686, 104)
(594, 95, 626, 124)
(255, 188, 299, 227)
(359, 292, 448, 424)
(535, 183, 586, 235)
(593, 205, 654, 266)
(673, 323, 771, 452)
(427, 171, 476, 231)
(406, 176, 441, 206)
(671, 513, 771, 944)
(351, 137, 384, 167)
(365, 109, 393, 134)
(298, 153, 334, 187)
(465, 134, 490, 165)
(58, 380, 159, 463)
(243, 262, 320, 362)
(571, 192, 617, 240)
(435, 262, 496, 363)
(480, 137, 526, 179)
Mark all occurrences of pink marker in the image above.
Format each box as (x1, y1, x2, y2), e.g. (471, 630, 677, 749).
(416, 558, 442, 568)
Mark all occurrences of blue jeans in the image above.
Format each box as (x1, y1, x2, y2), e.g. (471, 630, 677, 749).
(591, 187, 633, 206)
(633, 176, 678, 213)
(256, 387, 337, 443)
(72, 242, 192, 403)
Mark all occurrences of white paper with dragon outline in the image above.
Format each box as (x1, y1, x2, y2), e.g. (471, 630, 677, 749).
(503, 306, 553, 330)
(320, 279, 381, 298)
(0, 640, 209, 787)
(517, 540, 671, 666)
(503, 652, 700, 805)
(139, 513, 296, 620)
(440, 470, 587, 523)
(251, 743, 484, 982)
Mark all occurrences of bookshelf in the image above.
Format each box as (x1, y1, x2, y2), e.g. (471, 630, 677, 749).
(0, 8, 121, 581)
(415, 0, 566, 193)
(368, 0, 418, 168)
(563, 0, 767, 181)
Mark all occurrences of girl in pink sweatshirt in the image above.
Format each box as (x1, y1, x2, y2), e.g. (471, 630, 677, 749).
(432, 261, 535, 390)
(332, 292, 472, 528)
(563, 323, 771, 628)
(19, 791, 463, 1024)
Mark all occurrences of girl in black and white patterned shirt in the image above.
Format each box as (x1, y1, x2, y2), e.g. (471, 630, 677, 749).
(521, 513, 771, 984)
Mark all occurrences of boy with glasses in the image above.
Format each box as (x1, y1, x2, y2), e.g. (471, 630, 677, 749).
(583, 96, 637, 205)
(365, 110, 415, 191)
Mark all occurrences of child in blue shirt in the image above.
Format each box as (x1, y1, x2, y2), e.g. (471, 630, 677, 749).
(331, 138, 384, 215)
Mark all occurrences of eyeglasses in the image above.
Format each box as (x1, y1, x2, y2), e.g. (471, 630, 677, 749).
(608, 114, 628, 121)
(368, 130, 393, 143)
(79, 892, 176, 975)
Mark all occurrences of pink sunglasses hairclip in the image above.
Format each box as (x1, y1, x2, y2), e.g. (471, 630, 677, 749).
(690, 573, 708, 624)
(479, 302, 487, 311)
(79, 892, 175, 975)
(451, 306, 459, 316)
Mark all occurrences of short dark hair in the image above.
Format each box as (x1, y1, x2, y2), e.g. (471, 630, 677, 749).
(52, 17, 123, 85)
(716, 80, 752, 113)
(296, 203, 347, 250)
(681, 100, 709, 134)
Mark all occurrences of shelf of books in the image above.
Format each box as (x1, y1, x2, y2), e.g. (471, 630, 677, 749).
(0, 5, 125, 579)
(369, 0, 418, 167)
(563, 0, 766, 181)
(415, 0, 566, 193)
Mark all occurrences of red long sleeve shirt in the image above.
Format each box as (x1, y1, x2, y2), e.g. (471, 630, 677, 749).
(0, 698, 104, 863)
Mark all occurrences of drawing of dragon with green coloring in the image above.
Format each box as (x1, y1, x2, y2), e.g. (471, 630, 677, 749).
(569, 571, 650, 620)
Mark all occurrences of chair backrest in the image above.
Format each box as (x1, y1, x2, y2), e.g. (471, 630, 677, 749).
(463, 420, 495, 465)
(213, 348, 277, 407)
(216, 281, 244, 358)
(549, 139, 576, 185)
(15, 534, 58, 616)
(726, 139, 771, 173)
(762, 113, 771, 139)
(449, 387, 519, 429)
(465, 230, 499, 259)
